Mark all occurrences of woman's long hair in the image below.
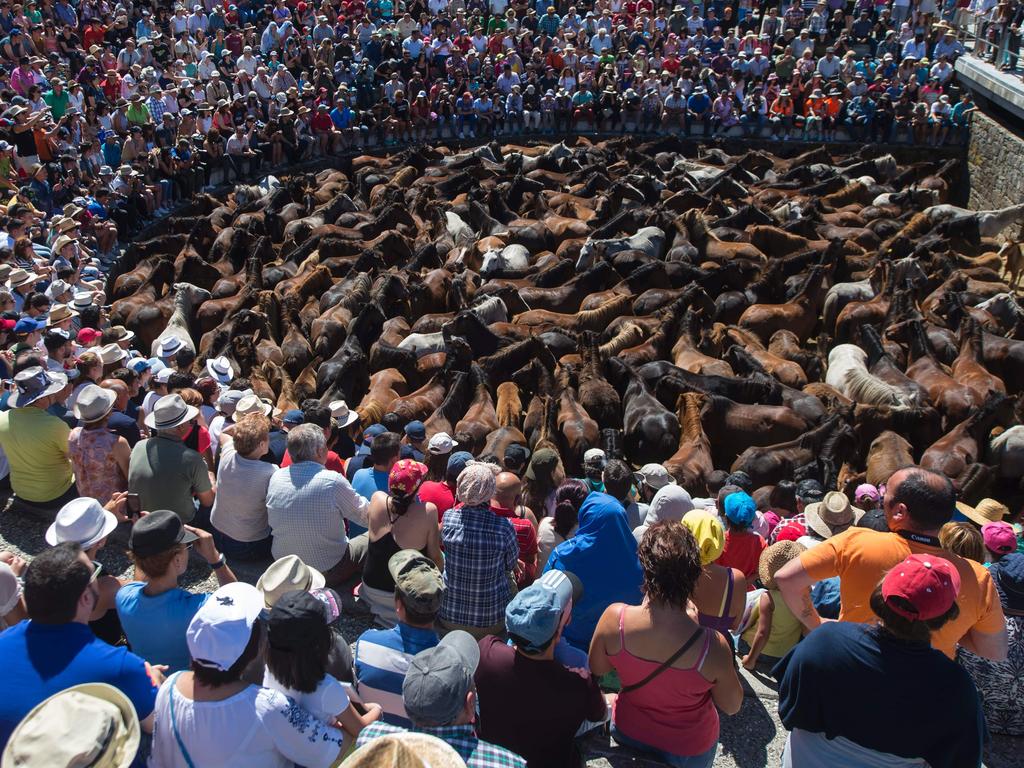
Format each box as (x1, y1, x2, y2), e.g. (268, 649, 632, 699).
(553, 479, 588, 539)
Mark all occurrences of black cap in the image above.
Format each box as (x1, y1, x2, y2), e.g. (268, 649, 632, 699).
(504, 443, 531, 470)
(267, 590, 329, 651)
(725, 471, 753, 492)
(855, 508, 890, 532)
(128, 509, 198, 556)
(796, 479, 825, 503)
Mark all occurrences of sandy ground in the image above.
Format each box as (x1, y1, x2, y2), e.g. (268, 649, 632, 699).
(0, 504, 1017, 768)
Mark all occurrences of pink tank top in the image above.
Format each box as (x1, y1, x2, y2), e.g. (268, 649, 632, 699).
(609, 605, 719, 757)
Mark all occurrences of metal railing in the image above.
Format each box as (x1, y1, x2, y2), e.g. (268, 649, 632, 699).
(956, 10, 1021, 73)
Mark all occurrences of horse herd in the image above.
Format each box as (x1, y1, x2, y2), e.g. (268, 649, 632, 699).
(105, 136, 1024, 504)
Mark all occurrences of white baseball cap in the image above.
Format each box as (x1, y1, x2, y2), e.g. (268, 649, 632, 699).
(428, 431, 458, 455)
(186, 582, 264, 672)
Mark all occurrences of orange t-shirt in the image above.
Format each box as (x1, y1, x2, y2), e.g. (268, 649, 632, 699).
(801, 528, 1004, 659)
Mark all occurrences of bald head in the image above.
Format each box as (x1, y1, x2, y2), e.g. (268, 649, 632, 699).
(101, 378, 129, 411)
(884, 466, 954, 533)
(494, 471, 522, 508)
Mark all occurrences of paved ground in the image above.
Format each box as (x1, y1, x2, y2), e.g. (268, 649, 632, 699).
(0, 505, 1018, 767)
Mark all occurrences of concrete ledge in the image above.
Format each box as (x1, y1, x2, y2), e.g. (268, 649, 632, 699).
(957, 54, 1024, 120)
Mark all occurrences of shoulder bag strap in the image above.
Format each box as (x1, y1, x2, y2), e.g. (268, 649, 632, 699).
(619, 627, 705, 695)
(168, 672, 199, 768)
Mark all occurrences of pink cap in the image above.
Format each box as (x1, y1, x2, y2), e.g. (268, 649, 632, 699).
(982, 521, 1018, 556)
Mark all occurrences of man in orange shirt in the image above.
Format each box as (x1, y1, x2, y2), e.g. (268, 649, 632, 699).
(775, 466, 1007, 661)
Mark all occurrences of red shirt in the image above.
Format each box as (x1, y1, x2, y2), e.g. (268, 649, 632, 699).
(718, 529, 766, 589)
(419, 480, 455, 523)
(281, 449, 345, 473)
(310, 112, 334, 132)
(491, 503, 539, 587)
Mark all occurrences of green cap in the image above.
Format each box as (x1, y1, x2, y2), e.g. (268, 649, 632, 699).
(524, 447, 560, 482)
(389, 550, 444, 614)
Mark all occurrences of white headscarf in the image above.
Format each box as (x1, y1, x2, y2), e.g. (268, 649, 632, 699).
(456, 461, 500, 507)
(633, 484, 694, 542)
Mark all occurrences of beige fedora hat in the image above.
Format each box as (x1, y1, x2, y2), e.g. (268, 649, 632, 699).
(256, 554, 325, 608)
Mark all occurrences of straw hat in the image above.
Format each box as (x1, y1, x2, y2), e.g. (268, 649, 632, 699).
(956, 498, 1009, 527)
(328, 399, 360, 428)
(46, 303, 78, 326)
(256, 555, 325, 608)
(6, 268, 41, 290)
(804, 491, 862, 540)
(341, 733, 465, 768)
(1, 684, 140, 768)
(98, 343, 129, 366)
(758, 540, 806, 590)
(144, 393, 198, 430)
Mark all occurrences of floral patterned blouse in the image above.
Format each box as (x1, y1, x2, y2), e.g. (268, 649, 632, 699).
(68, 427, 126, 505)
(958, 612, 1024, 736)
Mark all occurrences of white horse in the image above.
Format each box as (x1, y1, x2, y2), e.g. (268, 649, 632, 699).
(923, 203, 1024, 238)
(150, 283, 212, 357)
(576, 226, 666, 271)
(826, 344, 916, 407)
(398, 297, 508, 357)
(480, 244, 531, 276)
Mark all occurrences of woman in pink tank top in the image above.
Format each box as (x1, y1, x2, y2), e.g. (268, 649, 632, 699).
(589, 521, 744, 767)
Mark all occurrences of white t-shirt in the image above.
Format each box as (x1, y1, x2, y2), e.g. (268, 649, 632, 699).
(150, 680, 344, 768)
(210, 441, 277, 542)
(263, 670, 350, 722)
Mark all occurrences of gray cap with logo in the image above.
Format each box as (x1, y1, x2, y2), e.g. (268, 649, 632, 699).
(402, 631, 480, 726)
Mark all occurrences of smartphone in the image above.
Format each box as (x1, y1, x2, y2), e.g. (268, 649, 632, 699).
(125, 493, 142, 517)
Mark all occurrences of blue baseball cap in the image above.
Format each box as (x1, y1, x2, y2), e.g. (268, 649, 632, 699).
(723, 491, 757, 528)
(146, 357, 167, 374)
(363, 423, 387, 442)
(282, 409, 304, 425)
(505, 570, 582, 651)
(128, 358, 151, 374)
(405, 420, 426, 442)
(446, 451, 474, 483)
(13, 317, 46, 334)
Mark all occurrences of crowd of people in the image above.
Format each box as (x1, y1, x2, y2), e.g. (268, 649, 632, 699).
(0, 337, 1020, 767)
(0, 0, 989, 265)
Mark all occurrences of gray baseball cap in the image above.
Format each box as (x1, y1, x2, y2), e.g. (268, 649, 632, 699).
(402, 631, 480, 726)
(389, 549, 444, 614)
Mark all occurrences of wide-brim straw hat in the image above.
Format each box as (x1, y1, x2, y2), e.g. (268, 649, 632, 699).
(804, 491, 862, 540)
(759, 540, 806, 590)
(956, 498, 1009, 527)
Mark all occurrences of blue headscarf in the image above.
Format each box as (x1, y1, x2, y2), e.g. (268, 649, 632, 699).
(544, 492, 643, 650)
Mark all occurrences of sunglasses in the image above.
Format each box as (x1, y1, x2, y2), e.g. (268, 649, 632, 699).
(89, 559, 103, 583)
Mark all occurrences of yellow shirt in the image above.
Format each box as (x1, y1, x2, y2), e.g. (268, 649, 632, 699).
(742, 588, 803, 658)
(0, 406, 73, 502)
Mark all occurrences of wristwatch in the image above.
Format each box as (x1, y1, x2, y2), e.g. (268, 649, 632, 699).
(208, 554, 227, 570)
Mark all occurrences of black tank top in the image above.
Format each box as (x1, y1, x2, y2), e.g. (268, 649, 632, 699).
(362, 529, 402, 592)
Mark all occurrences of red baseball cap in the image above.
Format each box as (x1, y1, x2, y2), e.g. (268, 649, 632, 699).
(774, 519, 807, 543)
(982, 521, 1018, 556)
(77, 327, 101, 344)
(389, 459, 427, 498)
(881, 554, 960, 621)
(0, 318, 15, 332)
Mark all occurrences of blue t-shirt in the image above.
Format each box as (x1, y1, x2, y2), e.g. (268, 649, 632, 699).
(0, 621, 157, 748)
(115, 583, 208, 672)
(350, 467, 388, 537)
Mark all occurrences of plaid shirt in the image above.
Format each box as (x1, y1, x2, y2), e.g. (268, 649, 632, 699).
(440, 503, 518, 627)
(358, 722, 526, 768)
(148, 96, 166, 125)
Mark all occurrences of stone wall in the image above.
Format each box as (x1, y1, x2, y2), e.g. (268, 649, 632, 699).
(968, 111, 1024, 213)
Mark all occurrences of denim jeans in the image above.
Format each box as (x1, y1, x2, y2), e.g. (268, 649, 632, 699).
(213, 530, 273, 562)
(611, 727, 718, 768)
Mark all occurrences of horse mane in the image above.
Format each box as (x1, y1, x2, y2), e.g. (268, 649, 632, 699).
(678, 392, 706, 440)
(573, 294, 631, 331)
(820, 181, 867, 209)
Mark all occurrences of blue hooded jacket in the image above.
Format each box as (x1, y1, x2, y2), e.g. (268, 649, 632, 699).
(544, 492, 643, 650)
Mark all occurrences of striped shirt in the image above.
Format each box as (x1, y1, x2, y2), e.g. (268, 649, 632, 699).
(357, 722, 526, 768)
(353, 623, 439, 726)
(440, 504, 519, 627)
(266, 461, 369, 571)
